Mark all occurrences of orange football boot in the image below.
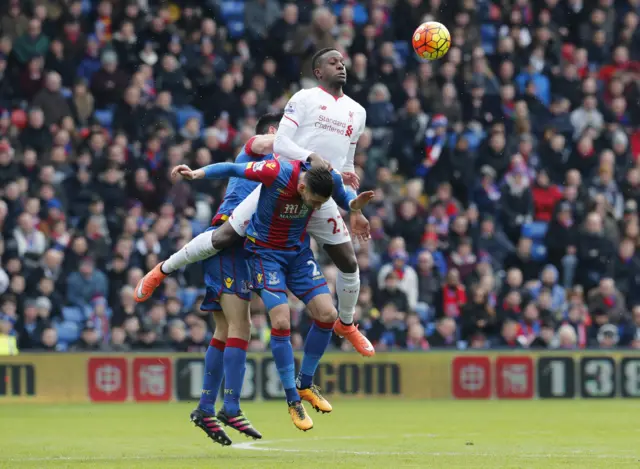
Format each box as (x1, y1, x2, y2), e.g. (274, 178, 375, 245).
(134, 263, 167, 303)
(288, 402, 313, 431)
(298, 385, 332, 413)
(334, 320, 375, 357)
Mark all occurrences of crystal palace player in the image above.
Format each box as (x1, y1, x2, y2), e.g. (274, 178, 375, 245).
(172, 158, 374, 431)
(136, 49, 374, 357)
(187, 113, 282, 446)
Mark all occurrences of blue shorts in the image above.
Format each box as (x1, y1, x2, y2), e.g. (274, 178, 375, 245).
(245, 241, 330, 312)
(200, 226, 252, 312)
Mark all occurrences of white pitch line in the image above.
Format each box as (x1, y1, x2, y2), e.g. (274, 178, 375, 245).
(233, 435, 640, 460)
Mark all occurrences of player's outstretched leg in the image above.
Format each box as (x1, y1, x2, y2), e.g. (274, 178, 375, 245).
(325, 243, 375, 357)
(191, 312, 232, 446)
(217, 295, 262, 439)
(269, 304, 313, 431)
(135, 224, 239, 302)
(295, 293, 337, 413)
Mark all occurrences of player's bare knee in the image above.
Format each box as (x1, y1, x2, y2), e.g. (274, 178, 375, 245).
(315, 306, 338, 324)
(307, 295, 338, 323)
(325, 243, 358, 273)
(269, 306, 291, 331)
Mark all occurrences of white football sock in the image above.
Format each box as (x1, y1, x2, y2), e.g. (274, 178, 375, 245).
(336, 268, 359, 325)
(161, 231, 219, 274)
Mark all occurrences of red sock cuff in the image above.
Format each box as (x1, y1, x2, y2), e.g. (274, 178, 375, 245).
(209, 338, 226, 351)
(227, 337, 249, 351)
(271, 328, 291, 337)
(314, 320, 335, 330)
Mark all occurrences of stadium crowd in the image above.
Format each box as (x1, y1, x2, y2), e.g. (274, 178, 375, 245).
(1, 0, 640, 355)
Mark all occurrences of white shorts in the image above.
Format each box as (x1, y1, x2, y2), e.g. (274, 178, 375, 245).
(229, 185, 352, 246)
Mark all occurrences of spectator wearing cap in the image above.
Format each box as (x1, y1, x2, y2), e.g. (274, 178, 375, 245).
(90, 50, 129, 109)
(70, 321, 101, 351)
(66, 257, 108, 310)
(32, 72, 72, 126)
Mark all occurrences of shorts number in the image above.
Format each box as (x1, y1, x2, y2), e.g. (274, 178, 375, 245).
(328, 217, 348, 234)
(580, 357, 616, 398)
(307, 260, 321, 277)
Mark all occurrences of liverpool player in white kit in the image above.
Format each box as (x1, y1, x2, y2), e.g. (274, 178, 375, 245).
(136, 49, 375, 357)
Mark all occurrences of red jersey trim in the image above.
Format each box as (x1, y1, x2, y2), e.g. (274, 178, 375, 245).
(284, 115, 299, 126)
(318, 86, 344, 101)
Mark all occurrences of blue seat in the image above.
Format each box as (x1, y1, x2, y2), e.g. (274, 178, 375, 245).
(221, 1, 244, 19)
(94, 109, 113, 128)
(531, 243, 547, 262)
(522, 222, 548, 241)
(227, 21, 245, 38)
(62, 306, 85, 323)
(56, 320, 81, 344)
(176, 108, 203, 129)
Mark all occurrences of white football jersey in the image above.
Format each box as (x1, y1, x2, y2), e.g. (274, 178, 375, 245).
(278, 87, 366, 171)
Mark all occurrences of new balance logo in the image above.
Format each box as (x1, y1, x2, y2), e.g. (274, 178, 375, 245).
(320, 105, 327, 110)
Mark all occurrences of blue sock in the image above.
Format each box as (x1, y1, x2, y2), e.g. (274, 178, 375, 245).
(198, 338, 225, 414)
(297, 320, 334, 389)
(222, 338, 248, 416)
(270, 329, 300, 403)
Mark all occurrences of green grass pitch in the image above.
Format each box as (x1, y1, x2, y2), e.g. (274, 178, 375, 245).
(1, 400, 639, 468)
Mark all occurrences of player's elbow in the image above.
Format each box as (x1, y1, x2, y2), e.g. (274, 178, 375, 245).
(251, 135, 274, 156)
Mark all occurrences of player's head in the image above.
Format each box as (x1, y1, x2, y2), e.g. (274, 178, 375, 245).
(312, 48, 346, 86)
(255, 112, 283, 135)
(299, 167, 334, 209)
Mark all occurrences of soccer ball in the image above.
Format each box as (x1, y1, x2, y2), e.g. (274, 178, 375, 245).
(412, 22, 451, 61)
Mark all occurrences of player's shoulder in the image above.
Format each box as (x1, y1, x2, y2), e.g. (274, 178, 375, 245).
(289, 88, 316, 103)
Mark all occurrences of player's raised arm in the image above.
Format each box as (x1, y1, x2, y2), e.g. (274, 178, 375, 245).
(274, 93, 317, 161)
(172, 160, 281, 187)
(245, 134, 275, 157)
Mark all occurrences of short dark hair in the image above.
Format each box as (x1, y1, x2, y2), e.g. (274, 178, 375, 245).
(311, 48, 338, 72)
(255, 112, 283, 134)
(305, 167, 334, 198)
